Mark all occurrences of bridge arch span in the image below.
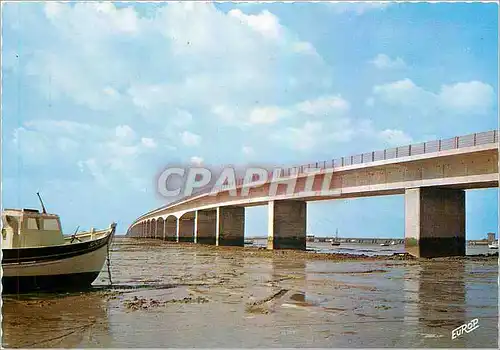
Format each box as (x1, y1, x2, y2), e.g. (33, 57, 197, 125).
(178, 211, 195, 242)
(157, 217, 164, 240)
(127, 130, 498, 257)
(151, 219, 157, 238)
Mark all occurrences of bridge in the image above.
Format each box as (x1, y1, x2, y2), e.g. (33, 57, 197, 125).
(127, 130, 498, 258)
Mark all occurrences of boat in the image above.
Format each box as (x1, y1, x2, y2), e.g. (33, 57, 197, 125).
(1, 193, 116, 294)
(331, 229, 341, 246)
(488, 241, 498, 249)
(390, 241, 396, 245)
(380, 243, 389, 247)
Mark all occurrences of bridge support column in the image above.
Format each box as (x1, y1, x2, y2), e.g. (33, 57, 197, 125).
(216, 206, 245, 246)
(165, 217, 177, 241)
(267, 200, 306, 250)
(195, 210, 217, 245)
(151, 219, 157, 238)
(177, 217, 195, 242)
(405, 187, 465, 258)
(157, 218, 164, 240)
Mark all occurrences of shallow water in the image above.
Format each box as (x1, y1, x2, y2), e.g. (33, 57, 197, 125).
(2, 238, 498, 348)
(252, 239, 495, 256)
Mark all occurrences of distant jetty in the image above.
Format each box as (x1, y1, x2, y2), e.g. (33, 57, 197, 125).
(247, 236, 405, 245)
(246, 233, 497, 246)
(305, 236, 404, 245)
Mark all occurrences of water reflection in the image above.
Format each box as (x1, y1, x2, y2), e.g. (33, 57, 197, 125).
(403, 261, 468, 347)
(5, 239, 496, 348)
(2, 292, 112, 348)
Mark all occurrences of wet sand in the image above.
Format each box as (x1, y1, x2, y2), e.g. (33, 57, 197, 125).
(2, 238, 498, 348)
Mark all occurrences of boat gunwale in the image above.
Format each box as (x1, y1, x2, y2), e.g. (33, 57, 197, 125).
(2, 227, 114, 251)
(1, 227, 115, 265)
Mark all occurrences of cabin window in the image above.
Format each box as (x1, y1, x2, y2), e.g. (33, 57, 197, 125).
(27, 218, 40, 230)
(3, 215, 19, 234)
(43, 219, 60, 231)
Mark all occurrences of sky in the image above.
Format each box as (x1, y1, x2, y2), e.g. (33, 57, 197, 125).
(2, 1, 498, 239)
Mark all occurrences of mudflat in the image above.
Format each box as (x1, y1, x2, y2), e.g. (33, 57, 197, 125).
(2, 238, 498, 348)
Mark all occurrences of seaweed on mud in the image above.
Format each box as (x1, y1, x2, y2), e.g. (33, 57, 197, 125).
(247, 289, 289, 306)
(374, 304, 391, 310)
(123, 295, 210, 311)
(322, 269, 388, 275)
(245, 288, 289, 314)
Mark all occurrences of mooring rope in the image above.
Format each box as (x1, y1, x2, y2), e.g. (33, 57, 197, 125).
(106, 228, 115, 286)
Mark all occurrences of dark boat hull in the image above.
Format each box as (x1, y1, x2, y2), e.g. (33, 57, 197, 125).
(2, 229, 114, 294)
(2, 272, 101, 294)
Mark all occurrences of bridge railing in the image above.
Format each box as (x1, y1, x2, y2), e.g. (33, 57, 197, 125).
(230, 130, 498, 185)
(136, 130, 497, 223)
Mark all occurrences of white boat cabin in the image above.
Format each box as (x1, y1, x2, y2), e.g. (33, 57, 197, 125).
(1, 209, 65, 249)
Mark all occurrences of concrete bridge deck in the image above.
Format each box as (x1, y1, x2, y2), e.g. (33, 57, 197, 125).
(127, 130, 499, 258)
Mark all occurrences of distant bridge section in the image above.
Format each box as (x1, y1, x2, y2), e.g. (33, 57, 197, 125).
(127, 130, 498, 258)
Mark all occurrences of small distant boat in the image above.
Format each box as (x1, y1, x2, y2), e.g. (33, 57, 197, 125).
(380, 243, 389, 247)
(390, 241, 396, 245)
(1, 193, 116, 294)
(488, 241, 499, 249)
(244, 239, 253, 245)
(331, 228, 341, 246)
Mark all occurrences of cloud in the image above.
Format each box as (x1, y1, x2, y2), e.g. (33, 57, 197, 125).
(12, 120, 95, 164)
(370, 54, 407, 70)
(44, 2, 140, 34)
(211, 105, 239, 123)
(242, 146, 255, 156)
(141, 137, 157, 148)
(12, 120, 158, 189)
(372, 79, 495, 115)
(8, 2, 329, 120)
(171, 109, 194, 127)
(180, 131, 202, 147)
(4, 2, 338, 193)
(296, 95, 350, 116)
(116, 125, 136, 139)
(292, 41, 318, 56)
(373, 78, 433, 108)
(214, 94, 350, 127)
(271, 121, 324, 151)
(378, 129, 413, 146)
(248, 106, 290, 125)
(438, 81, 495, 115)
(190, 156, 204, 165)
(270, 117, 356, 151)
(326, 2, 391, 15)
(228, 9, 282, 39)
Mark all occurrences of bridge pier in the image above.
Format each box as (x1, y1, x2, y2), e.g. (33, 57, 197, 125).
(405, 187, 465, 258)
(151, 220, 156, 238)
(267, 200, 306, 250)
(216, 206, 245, 246)
(157, 218, 164, 239)
(195, 210, 217, 245)
(165, 216, 177, 241)
(177, 216, 195, 242)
